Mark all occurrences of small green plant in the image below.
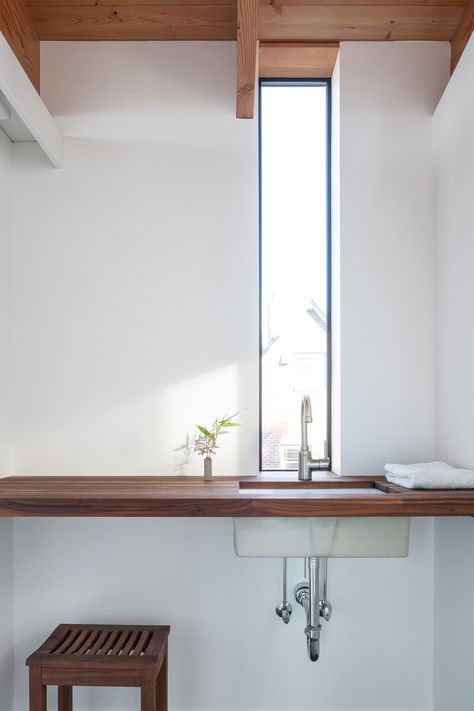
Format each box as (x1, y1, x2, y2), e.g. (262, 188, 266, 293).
(194, 412, 240, 459)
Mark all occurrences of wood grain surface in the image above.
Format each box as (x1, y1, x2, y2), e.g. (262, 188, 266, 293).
(259, 42, 339, 77)
(236, 0, 258, 117)
(0, 0, 40, 91)
(0, 474, 473, 517)
(25, 0, 466, 43)
(451, 0, 474, 69)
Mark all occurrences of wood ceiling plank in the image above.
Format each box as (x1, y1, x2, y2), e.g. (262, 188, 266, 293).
(450, 0, 474, 69)
(26, 0, 238, 5)
(25, 0, 465, 45)
(266, 0, 466, 5)
(236, 0, 258, 118)
(24, 0, 465, 5)
(0, 0, 40, 91)
(28, 4, 237, 39)
(259, 5, 464, 41)
(259, 41, 338, 77)
(25, 0, 97, 6)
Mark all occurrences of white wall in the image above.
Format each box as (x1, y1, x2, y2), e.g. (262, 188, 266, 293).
(0, 518, 13, 709)
(335, 42, 449, 476)
(0, 129, 14, 711)
(433, 34, 474, 469)
(12, 517, 434, 711)
(433, 518, 474, 710)
(0, 130, 12, 473)
(12, 42, 259, 477)
(6, 41, 450, 710)
(432, 34, 474, 711)
(331, 54, 341, 474)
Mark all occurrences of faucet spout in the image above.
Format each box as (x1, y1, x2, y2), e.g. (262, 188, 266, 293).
(301, 395, 312, 451)
(298, 394, 330, 481)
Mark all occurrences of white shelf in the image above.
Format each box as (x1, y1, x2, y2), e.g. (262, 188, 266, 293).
(0, 32, 63, 169)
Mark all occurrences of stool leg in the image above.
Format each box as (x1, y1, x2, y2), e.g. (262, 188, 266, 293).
(58, 686, 73, 711)
(141, 670, 157, 711)
(156, 652, 168, 711)
(29, 668, 47, 711)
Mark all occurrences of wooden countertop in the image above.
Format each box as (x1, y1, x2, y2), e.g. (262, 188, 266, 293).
(0, 474, 473, 517)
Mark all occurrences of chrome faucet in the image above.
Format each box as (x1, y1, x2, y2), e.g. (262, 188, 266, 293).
(298, 395, 330, 481)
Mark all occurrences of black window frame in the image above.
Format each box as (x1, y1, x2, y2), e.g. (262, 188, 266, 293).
(258, 78, 332, 472)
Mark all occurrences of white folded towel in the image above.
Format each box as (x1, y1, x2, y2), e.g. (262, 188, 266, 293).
(384, 461, 474, 489)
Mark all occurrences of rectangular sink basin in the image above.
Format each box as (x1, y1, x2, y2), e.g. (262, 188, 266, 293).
(238, 487, 385, 497)
(234, 482, 409, 557)
(234, 516, 411, 558)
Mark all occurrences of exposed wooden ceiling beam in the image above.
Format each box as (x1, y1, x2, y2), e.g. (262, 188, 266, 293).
(236, 0, 258, 119)
(259, 42, 339, 78)
(451, 0, 474, 71)
(0, 0, 40, 92)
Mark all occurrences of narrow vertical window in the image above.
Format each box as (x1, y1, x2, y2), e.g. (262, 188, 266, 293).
(260, 80, 331, 471)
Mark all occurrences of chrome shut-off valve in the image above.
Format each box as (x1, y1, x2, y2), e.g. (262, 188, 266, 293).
(275, 600, 292, 624)
(275, 558, 292, 624)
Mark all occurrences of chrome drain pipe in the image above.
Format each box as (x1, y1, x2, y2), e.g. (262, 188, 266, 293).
(276, 556, 332, 660)
(295, 557, 321, 661)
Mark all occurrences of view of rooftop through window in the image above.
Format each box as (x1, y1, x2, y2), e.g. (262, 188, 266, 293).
(260, 81, 330, 471)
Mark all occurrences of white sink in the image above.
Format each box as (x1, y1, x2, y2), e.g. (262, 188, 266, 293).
(234, 480, 410, 559)
(238, 487, 384, 498)
(234, 516, 410, 557)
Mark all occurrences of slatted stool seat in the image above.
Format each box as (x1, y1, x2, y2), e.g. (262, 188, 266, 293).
(26, 624, 169, 711)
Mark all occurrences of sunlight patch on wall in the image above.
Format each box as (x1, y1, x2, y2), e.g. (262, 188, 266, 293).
(162, 364, 245, 476)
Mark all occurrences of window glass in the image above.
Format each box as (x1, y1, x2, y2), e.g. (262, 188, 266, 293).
(260, 82, 330, 471)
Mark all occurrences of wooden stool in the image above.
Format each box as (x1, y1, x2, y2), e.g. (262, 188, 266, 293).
(26, 624, 169, 711)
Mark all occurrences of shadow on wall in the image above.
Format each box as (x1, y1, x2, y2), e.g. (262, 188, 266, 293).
(42, 43, 239, 119)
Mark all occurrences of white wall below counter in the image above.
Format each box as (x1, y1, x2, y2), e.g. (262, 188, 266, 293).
(0, 519, 13, 709)
(13, 517, 435, 711)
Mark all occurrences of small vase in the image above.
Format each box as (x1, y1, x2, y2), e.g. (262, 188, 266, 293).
(204, 456, 213, 481)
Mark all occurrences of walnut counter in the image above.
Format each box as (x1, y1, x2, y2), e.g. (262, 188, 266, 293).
(0, 474, 473, 517)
